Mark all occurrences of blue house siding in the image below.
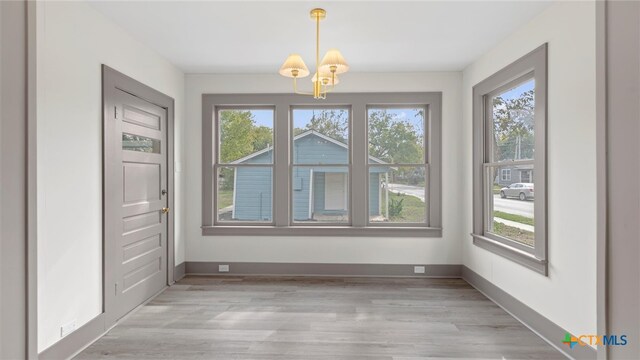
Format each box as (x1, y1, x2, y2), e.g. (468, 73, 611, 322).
(293, 136, 348, 164)
(312, 172, 325, 216)
(232, 132, 388, 221)
(292, 166, 312, 221)
(241, 151, 271, 164)
(369, 172, 381, 216)
(233, 166, 272, 221)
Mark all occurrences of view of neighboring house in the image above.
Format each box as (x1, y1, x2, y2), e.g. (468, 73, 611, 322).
(495, 164, 534, 186)
(228, 130, 390, 221)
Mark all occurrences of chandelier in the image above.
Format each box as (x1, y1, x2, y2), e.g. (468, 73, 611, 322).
(279, 8, 349, 99)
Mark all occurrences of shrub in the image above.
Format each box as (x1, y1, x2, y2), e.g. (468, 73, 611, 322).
(389, 196, 404, 218)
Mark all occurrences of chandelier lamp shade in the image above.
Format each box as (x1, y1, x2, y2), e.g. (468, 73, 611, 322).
(279, 8, 349, 99)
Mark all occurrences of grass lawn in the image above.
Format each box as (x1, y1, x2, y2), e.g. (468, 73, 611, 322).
(493, 221, 534, 247)
(217, 189, 234, 210)
(381, 191, 426, 223)
(493, 184, 503, 194)
(493, 211, 534, 226)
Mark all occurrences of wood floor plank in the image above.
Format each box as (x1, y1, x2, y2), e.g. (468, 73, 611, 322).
(76, 276, 563, 359)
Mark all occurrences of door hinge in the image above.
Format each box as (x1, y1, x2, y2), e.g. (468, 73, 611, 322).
(114, 106, 118, 119)
(115, 283, 118, 295)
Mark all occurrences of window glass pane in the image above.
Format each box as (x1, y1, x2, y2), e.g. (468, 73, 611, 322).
(370, 166, 426, 224)
(491, 79, 535, 162)
(292, 108, 349, 165)
(218, 109, 274, 164)
(292, 166, 349, 223)
(122, 133, 160, 153)
(368, 108, 425, 164)
(217, 166, 272, 222)
(488, 164, 535, 246)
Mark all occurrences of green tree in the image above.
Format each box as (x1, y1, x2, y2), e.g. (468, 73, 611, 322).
(219, 110, 255, 163)
(368, 109, 423, 164)
(492, 89, 535, 162)
(219, 110, 274, 162)
(253, 125, 274, 151)
(304, 109, 348, 142)
(218, 110, 274, 192)
(489, 89, 535, 186)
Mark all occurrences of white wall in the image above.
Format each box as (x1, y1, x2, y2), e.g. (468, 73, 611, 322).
(36, 1, 185, 351)
(185, 72, 463, 265)
(462, 1, 597, 337)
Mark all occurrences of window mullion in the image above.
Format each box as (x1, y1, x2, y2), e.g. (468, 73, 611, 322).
(484, 95, 494, 163)
(351, 102, 367, 227)
(203, 100, 215, 227)
(273, 101, 290, 227)
(427, 99, 442, 228)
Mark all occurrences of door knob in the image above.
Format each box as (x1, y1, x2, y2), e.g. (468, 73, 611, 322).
(162, 207, 170, 214)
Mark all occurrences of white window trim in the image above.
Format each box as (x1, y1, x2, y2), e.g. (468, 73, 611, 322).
(501, 169, 511, 181)
(471, 44, 548, 275)
(202, 93, 442, 237)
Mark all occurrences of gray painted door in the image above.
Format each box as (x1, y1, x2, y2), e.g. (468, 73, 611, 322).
(113, 89, 168, 320)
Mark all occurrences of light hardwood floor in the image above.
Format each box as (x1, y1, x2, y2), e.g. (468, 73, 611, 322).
(76, 276, 564, 359)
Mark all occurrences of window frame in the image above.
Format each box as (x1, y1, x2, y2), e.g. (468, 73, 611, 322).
(202, 93, 442, 237)
(471, 44, 548, 275)
(289, 105, 353, 226)
(365, 104, 430, 227)
(214, 105, 276, 226)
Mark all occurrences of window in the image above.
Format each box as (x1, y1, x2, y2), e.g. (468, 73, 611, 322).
(501, 168, 511, 181)
(215, 108, 274, 223)
(368, 107, 428, 225)
(202, 93, 441, 236)
(291, 107, 350, 224)
(472, 44, 547, 275)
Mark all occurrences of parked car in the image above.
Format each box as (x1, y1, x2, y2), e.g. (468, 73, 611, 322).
(500, 183, 534, 201)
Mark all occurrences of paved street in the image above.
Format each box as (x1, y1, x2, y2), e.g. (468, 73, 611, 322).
(493, 194, 534, 218)
(388, 184, 534, 219)
(387, 183, 425, 202)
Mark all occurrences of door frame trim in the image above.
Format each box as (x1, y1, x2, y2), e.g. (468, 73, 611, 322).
(102, 65, 175, 327)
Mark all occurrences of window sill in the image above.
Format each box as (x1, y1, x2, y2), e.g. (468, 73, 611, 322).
(471, 233, 548, 276)
(202, 226, 442, 238)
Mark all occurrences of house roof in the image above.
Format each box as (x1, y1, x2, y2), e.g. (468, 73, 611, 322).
(230, 130, 388, 165)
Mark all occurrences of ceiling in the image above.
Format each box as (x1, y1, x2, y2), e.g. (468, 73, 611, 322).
(88, 1, 553, 74)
